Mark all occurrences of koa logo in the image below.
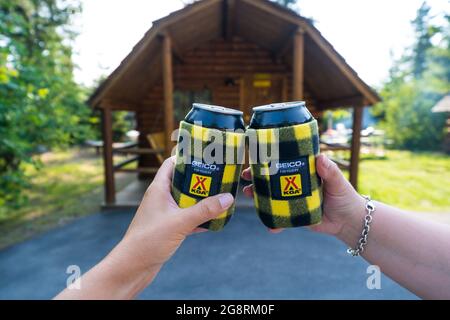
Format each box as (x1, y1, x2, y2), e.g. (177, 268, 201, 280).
(189, 174, 212, 197)
(280, 174, 302, 197)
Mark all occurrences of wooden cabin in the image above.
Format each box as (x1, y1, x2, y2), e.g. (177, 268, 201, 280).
(432, 94, 450, 153)
(88, 0, 380, 208)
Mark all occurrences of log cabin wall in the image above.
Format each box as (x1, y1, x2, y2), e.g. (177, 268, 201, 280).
(175, 37, 286, 107)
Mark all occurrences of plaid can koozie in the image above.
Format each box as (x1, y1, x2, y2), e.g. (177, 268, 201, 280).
(171, 121, 245, 231)
(246, 119, 323, 228)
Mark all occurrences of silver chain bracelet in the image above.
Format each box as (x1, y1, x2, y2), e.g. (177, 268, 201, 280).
(347, 195, 376, 257)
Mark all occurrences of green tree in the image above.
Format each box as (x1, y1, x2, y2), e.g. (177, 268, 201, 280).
(412, 2, 432, 78)
(373, 3, 448, 150)
(0, 0, 92, 215)
(273, 0, 298, 10)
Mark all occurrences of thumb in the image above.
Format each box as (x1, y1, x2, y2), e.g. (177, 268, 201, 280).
(180, 193, 234, 230)
(316, 154, 354, 196)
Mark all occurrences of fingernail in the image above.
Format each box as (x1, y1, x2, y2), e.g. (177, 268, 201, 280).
(321, 154, 331, 169)
(218, 193, 234, 209)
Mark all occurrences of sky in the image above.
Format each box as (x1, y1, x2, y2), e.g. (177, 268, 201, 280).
(72, 0, 449, 88)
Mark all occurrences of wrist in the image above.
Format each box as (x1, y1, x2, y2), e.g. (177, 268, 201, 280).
(336, 194, 367, 246)
(101, 238, 162, 299)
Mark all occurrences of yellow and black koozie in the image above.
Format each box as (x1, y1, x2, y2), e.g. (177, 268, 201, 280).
(246, 102, 323, 229)
(171, 104, 245, 231)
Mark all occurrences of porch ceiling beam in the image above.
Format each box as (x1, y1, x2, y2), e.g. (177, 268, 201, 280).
(292, 26, 305, 100)
(222, 0, 235, 40)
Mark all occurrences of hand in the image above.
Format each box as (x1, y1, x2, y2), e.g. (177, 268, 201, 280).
(119, 156, 234, 271)
(242, 154, 365, 237)
(55, 156, 234, 300)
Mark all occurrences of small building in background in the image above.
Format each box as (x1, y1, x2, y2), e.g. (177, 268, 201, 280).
(88, 0, 380, 208)
(432, 94, 450, 154)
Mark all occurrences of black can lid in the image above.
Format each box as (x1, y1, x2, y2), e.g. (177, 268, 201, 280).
(249, 101, 313, 129)
(185, 103, 245, 130)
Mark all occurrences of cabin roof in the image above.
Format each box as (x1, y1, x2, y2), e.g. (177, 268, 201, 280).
(88, 0, 380, 109)
(432, 94, 450, 113)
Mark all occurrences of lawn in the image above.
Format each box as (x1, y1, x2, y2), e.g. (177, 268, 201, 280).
(358, 150, 450, 213)
(0, 148, 134, 249)
(0, 148, 448, 250)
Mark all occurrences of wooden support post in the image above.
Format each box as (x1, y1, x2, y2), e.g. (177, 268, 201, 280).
(101, 108, 115, 204)
(162, 33, 174, 157)
(293, 27, 305, 100)
(349, 105, 364, 190)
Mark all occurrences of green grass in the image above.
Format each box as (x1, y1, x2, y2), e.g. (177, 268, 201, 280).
(358, 150, 450, 213)
(0, 148, 134, 249)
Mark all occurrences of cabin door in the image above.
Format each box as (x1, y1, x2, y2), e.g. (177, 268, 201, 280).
(241, 74, 287, 123)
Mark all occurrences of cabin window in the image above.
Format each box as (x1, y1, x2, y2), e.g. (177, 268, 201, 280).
(173, 89, 212, 122)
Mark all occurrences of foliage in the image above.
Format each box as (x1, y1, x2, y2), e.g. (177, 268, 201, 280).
(373, 2, 449, 150)
(0, 0, 95, 214)
(112, 111, 135, 142)
(323, 109, 351, 127)
(272, 0, 298, 10)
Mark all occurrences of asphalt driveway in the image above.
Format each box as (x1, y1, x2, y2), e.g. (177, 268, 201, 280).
(0, 206, 417, 299)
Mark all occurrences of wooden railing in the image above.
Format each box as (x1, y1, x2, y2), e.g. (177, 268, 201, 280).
(112, 144, 164, 175)
(320, 142, 351, 171)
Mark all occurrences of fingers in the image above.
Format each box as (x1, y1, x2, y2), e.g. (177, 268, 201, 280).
(241, 167, 252, 181)
(268, 228, 284, 234)
(242, 184, 254, 198)
(190, 227, 209, 234)
(316, 154, 353, 196)
(154, 156, 176, 182)
(242, 168, 254, 198)
(151, 156, 176, 192)
(179, 193, 234, 230)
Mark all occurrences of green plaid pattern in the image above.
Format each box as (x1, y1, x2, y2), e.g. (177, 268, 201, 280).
(246, 119, 323, 228)
(171, 121, 245, 231)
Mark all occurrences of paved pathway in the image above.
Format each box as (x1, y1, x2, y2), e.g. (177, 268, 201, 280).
(0, 205, 417, 299)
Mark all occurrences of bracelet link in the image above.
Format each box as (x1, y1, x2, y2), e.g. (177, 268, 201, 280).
(347, 195, 376, 257)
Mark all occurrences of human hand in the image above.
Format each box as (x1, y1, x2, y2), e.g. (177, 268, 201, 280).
(241, 154, 365, 237)
(118, 156, 234, 272)
(55, 156, 234, 300)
